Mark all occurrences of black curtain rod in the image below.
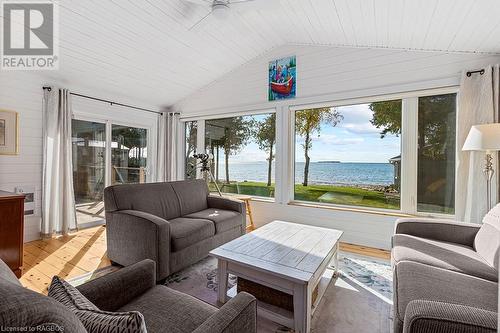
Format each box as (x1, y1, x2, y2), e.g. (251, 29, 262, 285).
(466, 69, 485, 77)
(42, 86, 162, 115)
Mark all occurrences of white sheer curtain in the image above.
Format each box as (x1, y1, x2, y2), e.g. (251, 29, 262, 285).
(456, 65, 500, 223)
(42, 88, 77, 236)
(156, 111, 180, 182)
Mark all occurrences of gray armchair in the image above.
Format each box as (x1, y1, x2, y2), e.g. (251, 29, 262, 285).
(104, 180, 246, 281)
(0, 258, 257, 333)
(392, 217, 499, 333)
(77, 260, 257, 333)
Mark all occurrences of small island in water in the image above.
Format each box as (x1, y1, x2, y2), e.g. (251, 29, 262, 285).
(317, 160, 341, 163)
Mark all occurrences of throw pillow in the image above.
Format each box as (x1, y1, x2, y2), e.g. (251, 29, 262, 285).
(48, 276, 147, 333)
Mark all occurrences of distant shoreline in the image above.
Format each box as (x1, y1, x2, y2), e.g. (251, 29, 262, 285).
(231, 180, 394, 190)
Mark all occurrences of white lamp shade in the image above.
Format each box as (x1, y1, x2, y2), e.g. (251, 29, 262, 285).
(462, 123, 500, 151)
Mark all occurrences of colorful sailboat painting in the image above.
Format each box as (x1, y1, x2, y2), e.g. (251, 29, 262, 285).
(268, 56, 296, 101)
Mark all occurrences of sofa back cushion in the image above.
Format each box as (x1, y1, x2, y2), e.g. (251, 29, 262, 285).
(170, 179, 209, 216)
(474, 203, 500, 270)
(105, 182, 181, 220)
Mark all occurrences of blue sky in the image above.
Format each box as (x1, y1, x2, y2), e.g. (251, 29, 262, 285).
(221, 104, 400, 164)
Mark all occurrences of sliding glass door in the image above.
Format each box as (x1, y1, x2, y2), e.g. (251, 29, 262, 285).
(72, 119, 151, 226)
(111, 124, 149, 185)
(72, 120, 107, 226)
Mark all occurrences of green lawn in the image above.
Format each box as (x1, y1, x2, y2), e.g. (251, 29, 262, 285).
(209, 181, 400, 210)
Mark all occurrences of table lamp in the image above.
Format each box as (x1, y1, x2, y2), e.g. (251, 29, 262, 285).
(462, 123, 500, 211)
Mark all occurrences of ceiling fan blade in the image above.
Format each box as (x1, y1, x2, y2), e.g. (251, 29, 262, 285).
(229, 0, 281, 11)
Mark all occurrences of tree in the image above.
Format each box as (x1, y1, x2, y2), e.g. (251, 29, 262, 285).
(185, 122, 197, 160)
(295, 108, 343, 186)
(369, 100, 402, 138)
(370, 96, 455, 159)
(185, 122, 197, 179)
(207, 117, 252, 184)
(254, 114, 276, 186)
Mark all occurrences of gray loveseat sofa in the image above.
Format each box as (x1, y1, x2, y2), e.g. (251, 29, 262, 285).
(0, 258, 257, 332)
(104, 179, 246, 281)
(392, 215, 499, 333)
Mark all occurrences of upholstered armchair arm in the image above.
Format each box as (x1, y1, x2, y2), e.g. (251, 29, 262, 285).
(106, 210, 171, 280)
(394, 218, 480, 246)
(192, 292, 257, 333)
(403, 300, 497, 333)
(208, 195, 246, 214)
(76, 259, 156, 312)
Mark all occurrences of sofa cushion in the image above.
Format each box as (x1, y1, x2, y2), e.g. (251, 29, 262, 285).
(184, 208, 242, 233)
(392, 234, 498, 282)
(169, 217, 215, 252)
(105, 182, 181, 220)
(475, 203, 500, 270)
(171, 179, 209, 216)
(118, 285, 216, 333)
(0, 279, 87, 332)
(48, 276, 147, 333)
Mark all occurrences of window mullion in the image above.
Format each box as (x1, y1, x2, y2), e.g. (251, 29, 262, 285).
(401, 97, 418, 214)
(275, 106, 288, 204)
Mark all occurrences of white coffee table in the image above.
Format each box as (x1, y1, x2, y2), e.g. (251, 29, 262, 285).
(210, 220, 343, 333)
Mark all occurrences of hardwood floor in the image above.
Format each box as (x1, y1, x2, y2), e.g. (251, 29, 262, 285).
(20, 225, 390, 294)
(21, 226, 110, 294)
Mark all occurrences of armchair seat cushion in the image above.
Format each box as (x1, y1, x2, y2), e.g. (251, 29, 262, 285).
(169, 218, 215, 252)
(393, 234, 498, 282)
(118, 286, 216, 333)
(184, 209, 242, 234)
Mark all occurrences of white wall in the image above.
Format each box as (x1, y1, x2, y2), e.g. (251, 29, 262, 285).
(0, 72, 45, 242)
(0, 71, 159, 242)
(176, 44, 500, 115)
(175, 44, 500, 250)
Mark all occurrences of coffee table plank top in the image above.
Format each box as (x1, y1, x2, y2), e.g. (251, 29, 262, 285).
(210, 221, 343, 283)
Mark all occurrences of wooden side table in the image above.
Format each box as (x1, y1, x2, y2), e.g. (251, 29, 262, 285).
(224, 194, 255, 231)
(0, 191, 25, 278)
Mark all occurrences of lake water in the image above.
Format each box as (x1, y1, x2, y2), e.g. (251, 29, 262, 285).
(214, 162, 396, 186)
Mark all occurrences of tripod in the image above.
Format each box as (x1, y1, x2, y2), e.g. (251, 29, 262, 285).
(200, 163, 222, 196)
(193, 153, 222, 196)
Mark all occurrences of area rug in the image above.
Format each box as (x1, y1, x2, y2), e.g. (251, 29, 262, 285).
(165, 252, 393, 333)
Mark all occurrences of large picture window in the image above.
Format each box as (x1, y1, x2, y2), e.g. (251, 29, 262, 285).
(204, 113, 276, 198)
(417, 93, 457, 214)
(294, 100, 402, 210)
(183, 89, 458, 216)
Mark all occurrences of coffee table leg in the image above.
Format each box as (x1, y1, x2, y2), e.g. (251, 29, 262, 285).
(217, 259, 228, 303)
(293, 283, 311, 333)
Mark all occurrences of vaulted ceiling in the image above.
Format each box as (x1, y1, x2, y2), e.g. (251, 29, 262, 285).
(28, 0, 500, 107)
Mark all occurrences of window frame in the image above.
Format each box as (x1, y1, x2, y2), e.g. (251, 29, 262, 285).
(288, 86, 459, 217)
(178, 86, 459, 218)
(180, 108, 278, 201)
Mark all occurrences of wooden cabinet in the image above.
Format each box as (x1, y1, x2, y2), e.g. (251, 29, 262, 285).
(0, 191, 25, 277)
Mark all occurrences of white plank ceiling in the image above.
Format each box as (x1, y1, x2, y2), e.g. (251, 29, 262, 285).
(5, 0, 500, 107)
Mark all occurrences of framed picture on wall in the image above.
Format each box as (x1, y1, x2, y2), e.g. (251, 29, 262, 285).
(0, 110, 19, 155)
(268, 55, 296, 101)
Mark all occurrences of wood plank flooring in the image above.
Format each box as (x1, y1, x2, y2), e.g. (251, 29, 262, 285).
(20, 225, 389, 294)
(21, 226, 110, 294)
